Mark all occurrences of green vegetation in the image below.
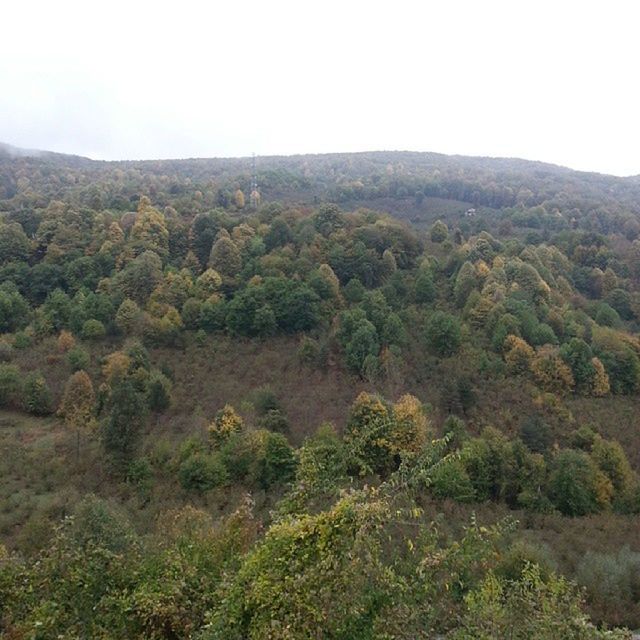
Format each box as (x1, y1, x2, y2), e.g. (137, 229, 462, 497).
(1, 147, 640, 636)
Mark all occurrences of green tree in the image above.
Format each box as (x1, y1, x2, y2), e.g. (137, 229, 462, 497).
(22, 372, 52, 415)
(102, 378, 147, 472)
(424, 311, 462, 357)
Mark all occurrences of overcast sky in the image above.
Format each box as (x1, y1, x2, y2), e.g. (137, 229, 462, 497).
(2, 0, 639, 175)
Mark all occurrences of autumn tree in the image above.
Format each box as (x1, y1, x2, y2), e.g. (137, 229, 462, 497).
(209, 404, 244, 447)
(391, 394, 430, 454)
(531, 346, 575, 394)
(503, 334, 534, 374)
(208, 232, 242, 280)
(130, 197, 169, 258)
(58, 370, 96, 462)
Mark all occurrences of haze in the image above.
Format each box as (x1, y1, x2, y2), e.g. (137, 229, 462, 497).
(2, 0, 639, 175)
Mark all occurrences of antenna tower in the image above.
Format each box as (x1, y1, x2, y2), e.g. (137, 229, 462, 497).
(250, 153, 261, 209)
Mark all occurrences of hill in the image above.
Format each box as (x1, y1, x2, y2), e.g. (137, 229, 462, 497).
(0, 144, 639, 637)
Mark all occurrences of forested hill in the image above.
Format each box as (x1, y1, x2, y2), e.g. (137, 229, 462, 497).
(3, 144, 640, 228)
(2, 144, 640, 637)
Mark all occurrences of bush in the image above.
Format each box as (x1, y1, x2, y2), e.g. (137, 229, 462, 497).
(0, 341, 13, 362)
(429, 457, 475, 502)
(0, 364, 21, 408)
(251, 386, 280, 415)
(576, 547, 640, 627)
(13, 331, 32, 349)
(179, 453, 228, 493)
(67, 346, 90, 371)
(259, 408, 290, 434)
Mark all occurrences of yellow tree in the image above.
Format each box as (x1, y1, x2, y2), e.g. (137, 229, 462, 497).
(503, 335, 534, 374)
(590, 357, 610, 397)
(209, 404, 244, 447)
(234, 189, 246, 209)
(57, 330, 75, 353)
(130, 198, 169, 258)
(391, 394, 430, 454)
(58, 370, 96, 462)
(530, 346, 574, 394)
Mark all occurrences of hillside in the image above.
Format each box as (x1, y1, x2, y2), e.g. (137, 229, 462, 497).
(0, 145, 640, 637)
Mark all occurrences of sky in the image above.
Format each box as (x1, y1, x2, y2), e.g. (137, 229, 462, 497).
(1, 0, 639, 175)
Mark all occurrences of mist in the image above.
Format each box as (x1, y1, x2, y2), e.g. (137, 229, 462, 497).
(2, 0, 639, 175)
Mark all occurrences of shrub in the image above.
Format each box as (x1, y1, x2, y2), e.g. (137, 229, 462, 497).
(0, 341, 13, 362)
(258, 409, 290, 434)
(0, 364, 21, 408)
(67, 346, 90, 372)
(179, 453, 228, 493)
(13, 331, 32, 349)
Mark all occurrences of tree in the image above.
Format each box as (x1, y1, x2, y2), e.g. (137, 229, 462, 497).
(264, 218, 293, 250)
(414, 268, 435, 303)
(560, 338, 595, 394)
(115, 298, 141, 335)
(391, 394, 430, 453)
(196, 268, 223, 298)
(590, 357, 610, 396)
(531, 346, 574, 394)
(345, 321, 379, 375)
(130, 199, 169, 258)
(22, 372, 52, 416)
(209, 404, 244, 447)
(0, 288, 30, 333)
(147, 370, 172, 412)
(344, 392, 393, 475)
(208, 233, 241, 280)
(102, 378, 147, 472)
(454, 261, 478, 307)
(234, 189, 245, 209)
(430, 220, 449, 243)
(590, 436, 634, 500)
(58, 371, 96, 462)
(548, 449, 605, 516)
(115, 251, 163, 305)
(424, 311, 462, 357)
(0, 221, 30, 265)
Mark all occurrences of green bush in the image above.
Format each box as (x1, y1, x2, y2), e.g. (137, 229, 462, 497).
(67, 346, 90, 371)
(179, 453, 228, 493)
(0, 364, 21, 408)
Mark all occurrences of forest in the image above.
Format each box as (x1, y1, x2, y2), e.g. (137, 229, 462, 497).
(1, 143, 640, 637)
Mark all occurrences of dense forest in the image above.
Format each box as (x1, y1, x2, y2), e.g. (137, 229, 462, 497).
(1, 143, 640, 637)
